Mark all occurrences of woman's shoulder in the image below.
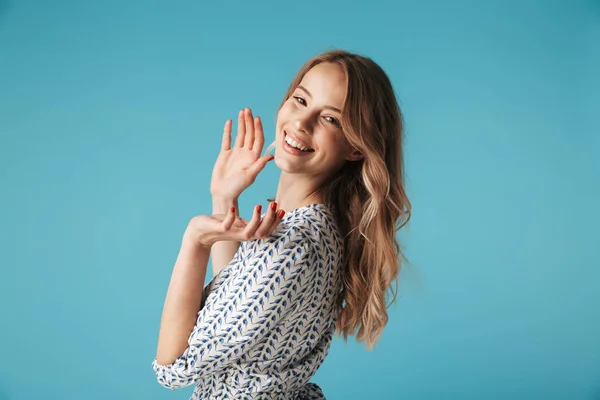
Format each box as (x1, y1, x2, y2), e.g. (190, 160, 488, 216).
(276, 203, 342, 252)
(241, 203, 342, 262)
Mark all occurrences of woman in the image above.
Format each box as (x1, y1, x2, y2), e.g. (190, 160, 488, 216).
(152, 49, 411, 399)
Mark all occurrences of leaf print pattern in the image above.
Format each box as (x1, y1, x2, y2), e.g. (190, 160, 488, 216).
(152, 204, 343, 399)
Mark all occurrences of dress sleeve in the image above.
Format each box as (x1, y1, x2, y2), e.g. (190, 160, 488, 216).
(151, 229, 315, 390)
(199, 244, 243, 309)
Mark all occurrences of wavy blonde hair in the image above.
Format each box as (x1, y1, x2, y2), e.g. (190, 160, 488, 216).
(277, 50, 411, 349)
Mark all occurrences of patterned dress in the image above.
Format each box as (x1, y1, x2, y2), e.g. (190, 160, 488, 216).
(152, 204, 344, 399)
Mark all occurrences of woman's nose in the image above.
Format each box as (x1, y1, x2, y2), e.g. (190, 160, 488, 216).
(293, 117, 311, 134)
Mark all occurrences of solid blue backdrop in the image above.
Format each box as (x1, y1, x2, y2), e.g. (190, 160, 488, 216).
(0, 0, 598, 399)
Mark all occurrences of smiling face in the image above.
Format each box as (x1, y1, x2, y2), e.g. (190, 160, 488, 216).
(274, 62, 360, 179)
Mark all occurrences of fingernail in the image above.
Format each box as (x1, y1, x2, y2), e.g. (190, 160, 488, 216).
(277, 210, 285, 218)
(256, 205, 262, 213)
(230, 207, 235, 213)
(271, 202, 277, 211)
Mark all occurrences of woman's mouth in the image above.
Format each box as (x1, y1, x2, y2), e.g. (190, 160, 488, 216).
(283, 131, 314, 153)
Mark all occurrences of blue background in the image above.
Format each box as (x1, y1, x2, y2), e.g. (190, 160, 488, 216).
(1, 0, 598, 399)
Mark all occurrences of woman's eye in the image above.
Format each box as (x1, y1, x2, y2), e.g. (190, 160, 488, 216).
(294, 96, 306, 105)
(325, 116, 341, 127)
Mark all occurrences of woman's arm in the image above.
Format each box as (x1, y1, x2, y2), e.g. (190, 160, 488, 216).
(208, 109, 273, 276)
(155, 225, 210, 366)
(210, 197, 240, 277)
(152, 206, 285, 390)
(152, 226, 316, 390)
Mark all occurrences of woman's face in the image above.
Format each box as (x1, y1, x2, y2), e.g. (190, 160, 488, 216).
(275, 62, 357, 178)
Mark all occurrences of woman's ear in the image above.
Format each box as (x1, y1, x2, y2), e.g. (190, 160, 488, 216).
(346, 149, 364, 162)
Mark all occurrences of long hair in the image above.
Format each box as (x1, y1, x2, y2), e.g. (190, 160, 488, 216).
(277, 49, 411, 349)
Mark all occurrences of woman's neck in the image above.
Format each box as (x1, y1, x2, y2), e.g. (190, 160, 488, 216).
(273, 171, 324, 212)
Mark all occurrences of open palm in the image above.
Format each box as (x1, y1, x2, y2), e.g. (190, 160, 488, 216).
(210, 108, 274, 200)
(190, 202, 285, 248)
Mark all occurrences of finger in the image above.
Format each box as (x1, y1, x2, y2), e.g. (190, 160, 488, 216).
(246, 154, 275, 182)
(245, 108, 254, 149)
(221, 119, 232, 151)
(234, 109, 245, 148)
(222, 206, 237, 231)
(268, 209, 285, 233)
(254, 201, 277, 237)
(243, 204, 263, 237)
(253, 116, 265, 154)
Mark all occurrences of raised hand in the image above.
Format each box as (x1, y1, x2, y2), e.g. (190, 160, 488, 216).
(188, 202, 285, 248)
(210, 108, 274, 201)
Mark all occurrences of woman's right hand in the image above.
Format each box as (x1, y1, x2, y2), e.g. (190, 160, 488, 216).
(187, 203, 286, 248)
(210, 108, 274, 201)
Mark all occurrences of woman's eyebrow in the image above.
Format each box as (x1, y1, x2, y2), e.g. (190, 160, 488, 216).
(297, 85, 342, 113)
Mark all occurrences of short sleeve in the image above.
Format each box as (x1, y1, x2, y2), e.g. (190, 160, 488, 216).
(152, 229, 315, 390)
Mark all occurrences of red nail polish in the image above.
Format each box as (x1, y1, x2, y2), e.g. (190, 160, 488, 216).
(256, 205, 262, 213)
(271, 202, 277, 211)
(277, 210, 285, 218)
(230, 207, 235, 213)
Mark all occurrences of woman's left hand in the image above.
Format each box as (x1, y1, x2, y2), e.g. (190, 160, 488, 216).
(185, 202, 285, 248)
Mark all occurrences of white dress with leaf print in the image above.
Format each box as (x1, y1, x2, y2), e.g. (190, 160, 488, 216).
(152, 204, 343, 399)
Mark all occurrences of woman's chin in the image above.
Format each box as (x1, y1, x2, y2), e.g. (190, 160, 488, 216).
(274, 156, 296, 173)
(274, 153, 307, 174)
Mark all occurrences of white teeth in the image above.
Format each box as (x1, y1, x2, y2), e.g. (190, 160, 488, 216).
(285, 134, 311, 151)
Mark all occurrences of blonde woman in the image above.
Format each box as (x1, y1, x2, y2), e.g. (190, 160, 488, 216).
(152, 49, 411, 399)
